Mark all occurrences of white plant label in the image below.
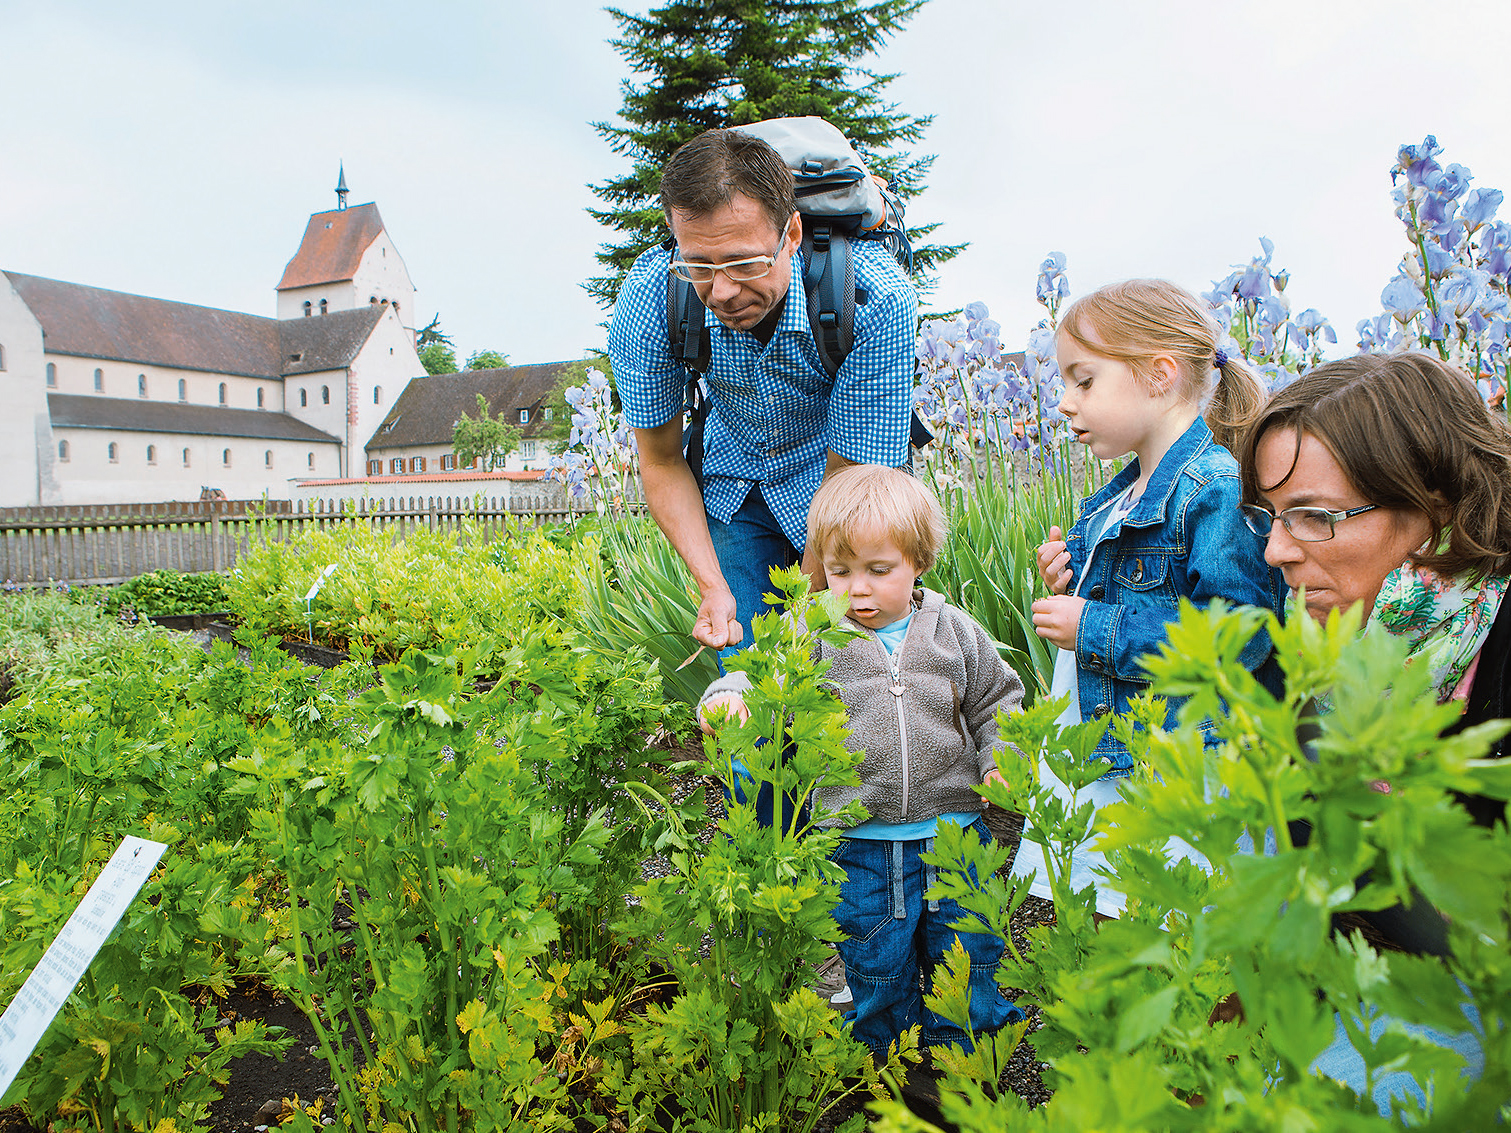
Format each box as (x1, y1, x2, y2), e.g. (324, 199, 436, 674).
(0, 835, 167, 1100)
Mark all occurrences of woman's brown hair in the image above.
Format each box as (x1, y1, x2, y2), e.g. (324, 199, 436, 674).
(1237, 352, 1511, 581)
(1058, 279, 1266, 451)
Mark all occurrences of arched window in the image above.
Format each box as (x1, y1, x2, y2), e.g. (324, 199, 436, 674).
(136, 374, 146, 398)
(256, 387, 265, 409)
(107, 442, 118, 463)
(300, 388, 308, 408)
(177, 378, 187, 402)
(373, 386, 382, 405)
(94, 368, 103, 392)
(146, 444, 157, 465)
(264, 450, 273, 469)
(57, 439, 69, 462)
(319, 298, 328, 315)
(369, 295, 378, 305)
(307, 452, 315, 469)
(218, 382, 228, 406)
(222, 448, 232, 467)
(303, 300, 312, 317)
(321, 385, 330, 405)
(393, 301, 400, 318)
(0, 344, 6, 370)
(182, 448, 191, 467)
(46, 363, 56, 388)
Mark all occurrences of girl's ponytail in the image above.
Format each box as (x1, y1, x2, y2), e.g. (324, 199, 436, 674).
(1204, 351, 1266, 452)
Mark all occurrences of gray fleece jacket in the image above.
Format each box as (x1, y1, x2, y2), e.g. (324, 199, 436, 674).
(701, 587, 1025, 828)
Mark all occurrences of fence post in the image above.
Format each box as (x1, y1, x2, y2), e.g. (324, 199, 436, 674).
(211, 506, 222, 573)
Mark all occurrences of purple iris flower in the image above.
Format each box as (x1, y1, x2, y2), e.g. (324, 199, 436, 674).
(1395, 136, 1443, 186)
(1381, 275, 1427, 322)
(1463, 188, 1503, 230)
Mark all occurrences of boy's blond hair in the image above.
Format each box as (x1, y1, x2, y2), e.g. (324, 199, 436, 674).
(806, 464, 945, 573)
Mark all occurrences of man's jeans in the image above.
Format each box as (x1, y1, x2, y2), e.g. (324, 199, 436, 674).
(829, 818, 1025, 1056)
(705, 483, 801, 667)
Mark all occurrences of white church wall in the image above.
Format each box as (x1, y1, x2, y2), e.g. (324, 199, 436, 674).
(0, 277, 59, 507)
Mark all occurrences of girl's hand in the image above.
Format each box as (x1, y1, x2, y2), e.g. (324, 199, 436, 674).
(699, 692, 751, 736)
(1037, 526, 1073, 595)
(1031, 594, 1085, 651)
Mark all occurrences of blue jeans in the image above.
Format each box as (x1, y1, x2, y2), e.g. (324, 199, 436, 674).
(705, 483, 801, 668)
(829, 818, 1025, 1056)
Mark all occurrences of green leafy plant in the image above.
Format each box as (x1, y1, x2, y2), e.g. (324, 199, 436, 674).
(100, 569, 228, 618)
(872, 600, 1511, 1130)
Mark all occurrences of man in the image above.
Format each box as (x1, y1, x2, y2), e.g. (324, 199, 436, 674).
(608, 127, 917, 658)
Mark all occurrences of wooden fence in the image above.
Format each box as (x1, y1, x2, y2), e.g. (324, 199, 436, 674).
(0, 492, 607, 586)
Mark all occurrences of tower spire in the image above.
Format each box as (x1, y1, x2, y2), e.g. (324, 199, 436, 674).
(335, 162, 349, 211)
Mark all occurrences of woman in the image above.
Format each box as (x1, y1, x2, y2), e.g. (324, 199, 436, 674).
(1235, 351, 1511, 1113)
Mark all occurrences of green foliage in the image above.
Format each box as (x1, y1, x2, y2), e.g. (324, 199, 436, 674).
(588, 0, 958, 305)
(463, 348, 510, 371)
(417, 341, 457, 376)
(452, 392, 521, 471)
(0, 591, 162, 686)
(605, 568, 903, 1130)
(874, 600, 1511, 1131)
(225, 518, 578, 669)
(100, 569, 227, 618)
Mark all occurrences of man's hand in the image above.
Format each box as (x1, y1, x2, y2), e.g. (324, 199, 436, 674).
(1037, 526, 1073, 595)
(1031, 594, 1085, 651)
(699, 691, 751, 736)
(693, 588, 742, 651)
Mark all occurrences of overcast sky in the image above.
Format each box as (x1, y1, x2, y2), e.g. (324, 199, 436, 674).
(4, 1, 1510, 369)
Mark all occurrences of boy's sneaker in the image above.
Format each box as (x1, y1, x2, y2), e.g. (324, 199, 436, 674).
(809, 951, 853, 1008)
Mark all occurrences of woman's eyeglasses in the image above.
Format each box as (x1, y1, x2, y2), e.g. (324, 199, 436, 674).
(1238, 502, 1379, 542)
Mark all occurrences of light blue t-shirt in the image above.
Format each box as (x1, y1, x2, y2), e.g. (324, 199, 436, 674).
(843, 611, 980, 841)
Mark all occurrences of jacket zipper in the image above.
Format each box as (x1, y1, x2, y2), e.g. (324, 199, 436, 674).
(882, 613, 915, 819)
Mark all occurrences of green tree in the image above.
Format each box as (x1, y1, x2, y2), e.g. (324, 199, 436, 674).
(465, 349, 511, 371)
(416, 315, 457, 375)
(452, 394, 521, 472)
(587, 0, 958, 306)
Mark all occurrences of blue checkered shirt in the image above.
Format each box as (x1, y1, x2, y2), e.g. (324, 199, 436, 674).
(608, 241, 917, 549)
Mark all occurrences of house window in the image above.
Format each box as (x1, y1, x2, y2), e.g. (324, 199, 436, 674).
(441, 453, 456, 471)
(409, 456, 426, 473)
(303, 300, 312, 317)
(222, 448, 232, 467)
(182, 448, 191, 467)
(57, 439, 69, 462)
(147, 444, 156, 465)
(321, 385, 330, 405)
(369, 295, 378, 305)
(520, 440, 537, 459)
(307, 452, 315, 469)
(300, 388, 307, 407)
(46, 363, 56, 387)
(257, 387, 265, 408)
(107, 442, 118, 463)
(94, 368, 103, 392)
(264, 450, 273, 469)
(390, 457, 403, 474)
(177, 378, 186, 401)
(543, 406, 553, 421)
(367, 459, 381, 475)
(138, 374, 147, 398)
(518, 408, 529, 424)
(373, 386, 382, 404)
(319, 298, 328, 315)
(218, 382, 228, 406)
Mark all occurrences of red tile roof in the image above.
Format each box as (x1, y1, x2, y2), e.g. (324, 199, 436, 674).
(276, 203, 385, 291)
(301, 470, 547, 485)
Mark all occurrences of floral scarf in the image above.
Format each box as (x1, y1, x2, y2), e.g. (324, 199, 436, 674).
(1370, 561, 1509, 704)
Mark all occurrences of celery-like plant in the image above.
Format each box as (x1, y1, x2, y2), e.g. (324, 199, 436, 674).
(604, 567, 907, 1131)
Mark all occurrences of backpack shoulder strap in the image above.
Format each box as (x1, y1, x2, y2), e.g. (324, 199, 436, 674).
(801, 222, 856, 380)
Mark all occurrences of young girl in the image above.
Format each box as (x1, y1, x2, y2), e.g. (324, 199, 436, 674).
(1017, 279, 1285, 917)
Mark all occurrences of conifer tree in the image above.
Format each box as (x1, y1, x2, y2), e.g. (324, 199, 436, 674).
(587, 0, 959, 307)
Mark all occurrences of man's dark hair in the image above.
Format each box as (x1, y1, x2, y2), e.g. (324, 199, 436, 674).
(660, 128, 797, 235)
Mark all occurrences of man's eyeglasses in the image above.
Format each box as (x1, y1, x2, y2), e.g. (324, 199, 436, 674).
(1238, 502, 1379, 542)
(669, 253, 778, 284)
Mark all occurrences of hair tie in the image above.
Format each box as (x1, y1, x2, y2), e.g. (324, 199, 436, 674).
(1214, 347, 1230, 369)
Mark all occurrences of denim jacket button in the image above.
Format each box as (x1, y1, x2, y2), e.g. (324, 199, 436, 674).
(1093, 704, 1111, 718)
(1088, 584, 1106, 600)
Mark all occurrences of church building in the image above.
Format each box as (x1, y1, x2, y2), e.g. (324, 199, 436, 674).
(0, 170, 426, 507)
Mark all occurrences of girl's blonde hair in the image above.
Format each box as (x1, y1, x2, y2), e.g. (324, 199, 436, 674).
(1058, 279, 1265, 451)
(806, 464, 945, 573)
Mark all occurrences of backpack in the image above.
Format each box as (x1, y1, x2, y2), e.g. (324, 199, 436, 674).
(668, 117, 931, 485)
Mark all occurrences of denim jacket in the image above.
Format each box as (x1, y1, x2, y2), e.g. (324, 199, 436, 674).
(1064, 417, 1286, 772)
